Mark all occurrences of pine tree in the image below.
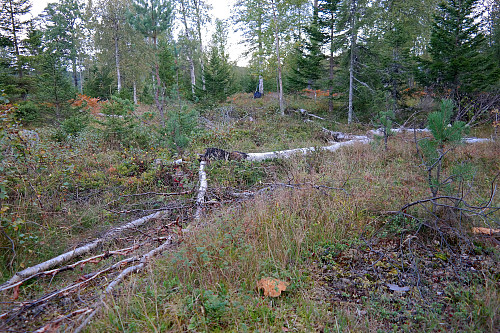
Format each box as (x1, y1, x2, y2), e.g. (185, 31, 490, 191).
(41, 0, 83, 90)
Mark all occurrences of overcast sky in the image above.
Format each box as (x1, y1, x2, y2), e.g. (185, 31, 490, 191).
(29, 0, 247, 65)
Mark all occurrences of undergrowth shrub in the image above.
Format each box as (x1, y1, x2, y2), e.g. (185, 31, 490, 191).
(15, 100, 41, 123)
(96, 96, 136, 146)
(61, 113, 89, 137)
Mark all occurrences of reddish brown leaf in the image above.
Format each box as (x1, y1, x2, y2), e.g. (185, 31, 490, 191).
(257, 277, 289, 297)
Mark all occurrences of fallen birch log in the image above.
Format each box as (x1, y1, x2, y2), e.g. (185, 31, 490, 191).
(0, 211, 167, 290)
(369, 127, 431, 137)
(296, 109, 325, 120)
(369, 127, 493, 144)
(246, 138, 371, 162)
(321, 127, 368, 142)
(194, 161, 208, 220)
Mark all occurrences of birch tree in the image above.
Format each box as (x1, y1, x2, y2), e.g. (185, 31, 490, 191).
(178, 0, 196, 96)
(270, 0, 285, 115)
(128, 0, 174, 124)
(233, 0, 270, 95)
(94, 0, 129, 94)
(192, 0, 211, 91)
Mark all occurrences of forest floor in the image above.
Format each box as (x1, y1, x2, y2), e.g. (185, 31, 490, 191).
(0, 93, 499, 332)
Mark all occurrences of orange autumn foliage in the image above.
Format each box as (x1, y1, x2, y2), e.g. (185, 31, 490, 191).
(71, 94, 107, 115)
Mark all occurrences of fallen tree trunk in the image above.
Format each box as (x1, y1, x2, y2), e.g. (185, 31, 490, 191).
(194, 161, 207, 220)
(295, 109, 325, 120)
(246, 138, 371, 162)
(369, 127, 493, 144)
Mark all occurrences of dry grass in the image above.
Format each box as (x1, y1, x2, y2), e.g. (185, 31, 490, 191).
(87, 136, 499, 332)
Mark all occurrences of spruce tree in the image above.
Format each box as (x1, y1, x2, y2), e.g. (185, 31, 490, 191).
(490, 1, 500, 67)
(198, 19, 234, 104)
(318, 0, 340, 113)
(423, 0, 498, 99)
(0, 0, 31, 78)
(287, 4, 324, 92)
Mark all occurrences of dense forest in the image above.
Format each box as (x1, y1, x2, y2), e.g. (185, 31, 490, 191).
(0, 0, 499, 332)
(0, 0, 499, 121)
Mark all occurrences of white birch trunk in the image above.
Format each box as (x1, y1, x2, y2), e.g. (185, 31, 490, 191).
(194, 0, 206, 91)
(180, 0, 196, 95)
(258, 22, 264, 95)
(246, 137, 371, 162)
(115, 42, 121, 93)
(194, 161, 207, 220)
(115, 28, 121, 93)
(348, 0, 357, 124)
(0, 211, 167, 290)
(271, 0, 285, 115)
(133, 80, 137, 104)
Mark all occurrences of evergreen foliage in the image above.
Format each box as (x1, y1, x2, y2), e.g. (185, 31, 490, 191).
(287, 5, 325, 92)
(158, 42, 177, 96)
(83, 64, 115, 99)
(197, 19, 234, 104)
(128, 0, 173, 45)
(420, 0, 499, 97)
(0, 0, 32, 77)
(96, 96, 140, 146)
(200, 46, 234, 103)
(41, 0, 83, 89)
(35, 52, 76, 120)
(374, 92, 395, 150)
(164, 107, 198, 153)
(418, 99, 468, 198)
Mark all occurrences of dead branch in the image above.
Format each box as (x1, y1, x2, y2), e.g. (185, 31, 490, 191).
(32, 308, 93, 333)
(321, 127, 367, 142)
(0, 211, 167, 290)
(73, 235, 175, 333)
(0, 245, 141, 292)
(104, 202, 192, 215)
(294, 109, 325, 120)
(105, 190, 192, 210)
(227, 182, 349, 199)
(0, 255, 141, 330)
